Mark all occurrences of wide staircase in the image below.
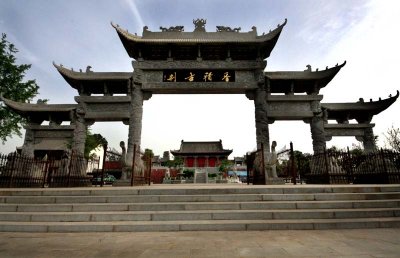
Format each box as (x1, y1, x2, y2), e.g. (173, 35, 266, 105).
(0, 185, 399, 232)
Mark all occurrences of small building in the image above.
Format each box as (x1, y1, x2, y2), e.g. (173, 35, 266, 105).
(234, 156, 245, 166)
(152, 155, 161, 167)
(171, 140, 232, 172)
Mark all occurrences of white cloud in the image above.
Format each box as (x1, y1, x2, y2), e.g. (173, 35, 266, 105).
(124, 0, 145, 31)
(320, 0, 400, 149)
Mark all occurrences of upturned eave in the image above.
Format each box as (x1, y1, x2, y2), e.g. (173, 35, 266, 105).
(112, 19, 287, 59)
(1, 96, 76, 115)
(321, 90, 399, 122)
(265, 61, 346, 93)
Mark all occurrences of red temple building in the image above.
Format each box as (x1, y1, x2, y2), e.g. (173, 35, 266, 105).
(171, 140, 232, 171)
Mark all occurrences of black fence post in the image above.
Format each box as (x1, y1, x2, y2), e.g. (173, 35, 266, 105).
(42, 158, 48, 188)
(246, 153, 250, 185)
(346, 147, 354, 184)
(8, 152, 17, 188)
(148, 155, 152, 186)
(323, 147, 330, 184)
(130, 144, 137, 187)
(380, 148, 389, 184)
(290, 142, 296, 185)
(101, 144, 107, 187)
(66, 151, 75, 187)
(261, 143, 265, 184)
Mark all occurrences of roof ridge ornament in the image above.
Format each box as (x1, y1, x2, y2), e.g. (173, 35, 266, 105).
(216, 26, 241, 32)
(193, 18, 206, 32)
(160, 26, 184, 32)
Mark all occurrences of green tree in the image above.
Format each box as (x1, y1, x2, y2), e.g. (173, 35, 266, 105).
(384, 125, 400, 152)
(218, 159, 233, 173)
(0, 33, 39, 141)
(293, 150, 312, 178)
(142, 148, 154, 163)
(165, 156, 183, 168)
(84, 129, 107, 159)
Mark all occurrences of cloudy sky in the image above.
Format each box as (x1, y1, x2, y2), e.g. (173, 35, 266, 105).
(0, 0, 399, 158)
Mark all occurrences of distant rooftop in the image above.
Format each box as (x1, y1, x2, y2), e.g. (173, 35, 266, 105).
(171, 140, 233, 156)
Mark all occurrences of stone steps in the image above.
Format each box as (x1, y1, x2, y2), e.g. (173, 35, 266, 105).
(0, 185, 399, 232)
(0, 218, 399, 232)
(0, 208, 399, 222)
(2, 185, 399, 196)
(0, 199, 399, 212)
(2, 192, 400, 204)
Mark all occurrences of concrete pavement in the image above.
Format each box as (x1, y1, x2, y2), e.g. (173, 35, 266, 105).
(0, 228, 399, 257)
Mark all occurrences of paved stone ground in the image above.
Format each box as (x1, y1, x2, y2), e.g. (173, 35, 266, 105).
(0, 229, 399, 258)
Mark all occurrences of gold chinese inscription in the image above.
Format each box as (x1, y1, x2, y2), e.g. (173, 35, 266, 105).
(222, 72, 231, 82)
(203, 72, 213, 82)
(163, 70, 235, 82)
(185, 72, 195, 82)
(166, 72, 176, 82)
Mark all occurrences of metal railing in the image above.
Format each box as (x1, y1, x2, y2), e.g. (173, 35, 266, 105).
(0, 152, 92, 188)
(301, 149, 400, 184)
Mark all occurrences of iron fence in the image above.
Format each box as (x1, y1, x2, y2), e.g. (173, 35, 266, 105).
(0, 152, 93, 188)
(301, 149, 400, 184)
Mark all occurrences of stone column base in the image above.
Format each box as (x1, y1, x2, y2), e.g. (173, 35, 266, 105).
(113, 179, 132, 187)
(265, 178, 285, 185)
(113, 168, 132, 186)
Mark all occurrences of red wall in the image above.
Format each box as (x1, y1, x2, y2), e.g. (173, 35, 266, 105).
(197, 157, 206, 167)
(103, 161, 122, 170)
(186, 157, 194, 167)
(151, 168, 179, 184)
(208, 157, 217, 167)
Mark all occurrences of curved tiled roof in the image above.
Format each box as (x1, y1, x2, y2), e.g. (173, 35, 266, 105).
(265, 61, 346, 93)
(112, 19, 287, 43)
(1, 96, 76, 122)
(53, 63, 132, 94)
(1, 96, 76, 114)
(321, 90, 399, 123)
(112, 19, 287, 60)
(53, 62, 132, 81)
(171, 140, 233, 155)
(266, 61, 346, 80)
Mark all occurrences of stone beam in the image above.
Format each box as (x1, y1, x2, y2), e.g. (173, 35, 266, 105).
(133, 60, 267, 70)
(31, 125, 75, 153)
(141, 82, 258, 94)
(74, 96, 131, 121)
(266, 95, 323, 121)
(324, 123, 377, 152)
(22, 124, 75, 157)
(324, 123, 374, 138)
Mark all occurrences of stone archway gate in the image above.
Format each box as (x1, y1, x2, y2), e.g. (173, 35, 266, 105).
(2, 19, 398, 184)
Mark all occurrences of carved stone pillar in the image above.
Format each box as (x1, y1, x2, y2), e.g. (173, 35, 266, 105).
(72, 111, 87, 156)
(254, 87, 270, 153)
(357, 127, 376, 153)
(309, 100, 326, 154)
(310, 116, 326, 154)
(21, 126, 34, 157)
(126, 85, 143, 166)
